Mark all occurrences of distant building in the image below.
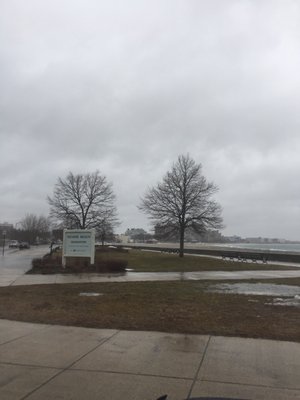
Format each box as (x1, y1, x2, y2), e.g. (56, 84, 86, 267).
(198, 230, 224, 243)
(124, 228, 153, 243)
(225, 235, 243, 243)
(0, 222, 13, 234)
(118, 234, 130, 244)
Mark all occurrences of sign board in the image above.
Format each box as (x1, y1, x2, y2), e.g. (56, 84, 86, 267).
(62, 229, 95, 266)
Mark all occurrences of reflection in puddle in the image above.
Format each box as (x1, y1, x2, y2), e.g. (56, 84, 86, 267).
(79, 292, 103, 297)
(271, 295, 300, 307)
(209, 283, 300, 296)
(208, 283, 300, 307)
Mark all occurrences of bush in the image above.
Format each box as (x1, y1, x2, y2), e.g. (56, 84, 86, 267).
(94, 259, 128, 272)
(30, 257, 62, 274)
(28, 256, 128, 274)
(32, 256, 62, 268)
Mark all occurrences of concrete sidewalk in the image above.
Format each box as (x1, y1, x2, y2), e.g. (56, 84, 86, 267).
(0, 320, 299, 400)
(2, 269, 300, 288)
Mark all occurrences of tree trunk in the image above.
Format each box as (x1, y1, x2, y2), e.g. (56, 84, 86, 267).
(179, 225, 185, 257)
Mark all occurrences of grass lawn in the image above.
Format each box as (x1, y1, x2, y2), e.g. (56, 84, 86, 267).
(97, 248, 299, 272)
(29, 247, 299, 274)
(1, 278, 299, 342)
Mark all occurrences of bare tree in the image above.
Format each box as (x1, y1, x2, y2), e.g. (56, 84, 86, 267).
(48, 171, 118, 232)
(139, 154, 223, 257)
(96, 207, 119, 245)
(18, 214, 51, 244)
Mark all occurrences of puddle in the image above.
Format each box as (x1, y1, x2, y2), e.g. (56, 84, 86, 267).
(79, 292, 103, 297)
(269, 296, 300, 307)
(208, 283, 300, 307)
(208, 283, 300, 296)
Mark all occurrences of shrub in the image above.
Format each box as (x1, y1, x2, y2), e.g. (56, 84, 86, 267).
(29, 256, 128, 274)
(32, 256, 62, 268)
(30, 257, 62, 274)
(95, 259, 128, 272)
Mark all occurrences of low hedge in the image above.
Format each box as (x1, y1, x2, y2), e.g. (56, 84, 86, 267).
(28, 255, 128, 274)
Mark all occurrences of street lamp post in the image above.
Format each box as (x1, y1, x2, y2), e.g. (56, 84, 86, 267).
(2, 230, 6, 256)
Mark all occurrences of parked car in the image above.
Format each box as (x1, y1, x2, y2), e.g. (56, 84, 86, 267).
(19, 242, 30, 249)
(8, 240, 19, 248)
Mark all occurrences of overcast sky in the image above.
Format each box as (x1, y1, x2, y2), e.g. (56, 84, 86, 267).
(1, 0, 300, 240)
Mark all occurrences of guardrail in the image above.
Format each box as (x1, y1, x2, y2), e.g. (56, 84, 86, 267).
(221, 252, 268, 263)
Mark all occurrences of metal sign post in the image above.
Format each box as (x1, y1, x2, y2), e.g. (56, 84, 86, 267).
(2, 230, 6, 256)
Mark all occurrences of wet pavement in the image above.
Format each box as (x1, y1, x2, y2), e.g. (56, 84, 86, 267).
(0, 319, 300, 400)
(2, 269, 300, 287)
(0, 246, 49, 286)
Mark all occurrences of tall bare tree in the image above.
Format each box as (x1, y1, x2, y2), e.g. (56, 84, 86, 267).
(48, 171, 118, 232)
(18, 214, 51, 244)
(97, 219, 115, 246)
(139, 154, 223, 257)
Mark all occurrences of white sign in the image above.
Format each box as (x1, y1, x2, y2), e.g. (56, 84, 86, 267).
(62, 229, 95, 266)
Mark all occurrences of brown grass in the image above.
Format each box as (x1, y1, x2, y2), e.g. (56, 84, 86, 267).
(118, 249, 300, 272)
(0, 279, 299, 342)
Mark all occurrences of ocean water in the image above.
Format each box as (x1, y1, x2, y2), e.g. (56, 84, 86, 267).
(221, 242, 300, 253)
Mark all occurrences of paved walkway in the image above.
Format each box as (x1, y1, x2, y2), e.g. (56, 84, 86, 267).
(1, 269, 300, 287)
(1, 319, 300, 400)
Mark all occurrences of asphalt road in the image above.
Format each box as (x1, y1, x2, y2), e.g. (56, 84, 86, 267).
(0, 245, 49, 284)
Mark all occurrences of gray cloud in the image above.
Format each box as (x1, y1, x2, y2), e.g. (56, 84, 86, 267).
(1, 0, 300, 239)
